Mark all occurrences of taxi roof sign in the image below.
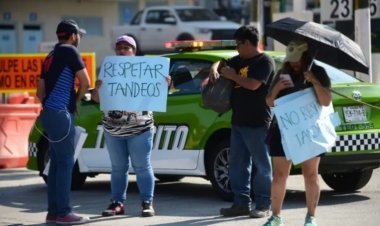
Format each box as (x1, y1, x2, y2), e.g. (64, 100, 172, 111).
(165, 40, 236, 51)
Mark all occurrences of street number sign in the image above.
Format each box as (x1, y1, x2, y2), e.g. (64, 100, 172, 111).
(321, 0, 353, 22)
(322, 0, 380, 22)
(371, 0, 380, 18)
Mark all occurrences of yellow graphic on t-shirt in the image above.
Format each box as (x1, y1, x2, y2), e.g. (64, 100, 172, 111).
(240, 66, 249, 78)
(234, 66, 249, 88)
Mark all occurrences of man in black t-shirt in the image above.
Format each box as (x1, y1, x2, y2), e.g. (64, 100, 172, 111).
(36, 19, 90, 225)
(209, 25, 274, 218)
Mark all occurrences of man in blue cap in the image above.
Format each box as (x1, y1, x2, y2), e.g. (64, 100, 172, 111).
(37, 19, 90, 225)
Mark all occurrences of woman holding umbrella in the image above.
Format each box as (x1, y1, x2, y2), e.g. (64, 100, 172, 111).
(264, 40, 331, 226)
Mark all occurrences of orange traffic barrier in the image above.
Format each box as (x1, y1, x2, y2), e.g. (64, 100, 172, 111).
(0, 101, 41, 168)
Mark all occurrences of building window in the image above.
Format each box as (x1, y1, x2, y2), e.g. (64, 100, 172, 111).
(63, 16, 103, 36)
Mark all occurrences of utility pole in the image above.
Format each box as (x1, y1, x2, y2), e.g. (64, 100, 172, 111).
(354, 0, 372, 82)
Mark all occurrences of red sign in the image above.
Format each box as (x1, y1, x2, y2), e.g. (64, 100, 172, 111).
(0, 53, 96, 93)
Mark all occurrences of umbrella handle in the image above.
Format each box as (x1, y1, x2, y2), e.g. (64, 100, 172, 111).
(304, 51, 316, 84)
(307, 61, 314, 71)
(307, 50, 317, 71)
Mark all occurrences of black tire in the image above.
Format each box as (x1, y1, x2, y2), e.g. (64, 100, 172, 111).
(36, 138, 87, 190)
(321, 170, 373, 192)
(155, 175, 185, 182)
(177, 33, 194, 41)
(207, 139, 233, 201)
(71, 163, 87, 190)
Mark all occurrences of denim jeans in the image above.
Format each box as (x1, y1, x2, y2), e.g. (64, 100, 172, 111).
(104, 128, 155, 203)
(40, 108, 75, 216)
(229, 125, 272, 209)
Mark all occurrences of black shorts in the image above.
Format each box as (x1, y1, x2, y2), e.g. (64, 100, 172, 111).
(266, 124, 325, 158)
(267, 125, 285, 157)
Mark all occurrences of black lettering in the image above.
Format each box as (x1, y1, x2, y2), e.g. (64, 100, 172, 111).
(119, 62, 132, 77)
(140, 82, 147, 97)
(133, 82, 140, 97)
(103, 62, 116, 77)
(108, 82, 117, 96)
(154, 64, 164, 78)
(115, 83, 125, 96)
(279, 111, 299, 130)
(153, 82, 161, 97)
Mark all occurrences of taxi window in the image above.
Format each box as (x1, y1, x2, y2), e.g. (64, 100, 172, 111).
(169, 59, 212, 95)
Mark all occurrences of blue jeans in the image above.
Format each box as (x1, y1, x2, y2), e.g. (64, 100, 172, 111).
(104, 128, 155, 203)
(229, 125, 272, 209)
(40, 108, 75, 216)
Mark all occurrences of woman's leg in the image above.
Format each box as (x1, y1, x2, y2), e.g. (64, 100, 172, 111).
(104, 132, 129, 202)
(271, 157, 292, 216)
(302, 157, 321, 216)
(128, 129, 155, 202)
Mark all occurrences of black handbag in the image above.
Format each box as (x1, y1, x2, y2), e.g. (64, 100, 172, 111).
(201, 76, 234, 114)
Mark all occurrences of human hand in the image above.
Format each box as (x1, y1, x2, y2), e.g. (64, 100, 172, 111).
(95, 80, 102, 89)
(304, 71, 320, 85)
(165, 75, 172, 86)
(220, 66, 235, 80)
(92, 80, 102, 103)
(209, 69, 220, 83)
(274, 75, 293, 92)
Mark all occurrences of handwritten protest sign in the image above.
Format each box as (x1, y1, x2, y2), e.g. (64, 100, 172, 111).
(273, 87, 340, 164)
(98, 56, 169, 112)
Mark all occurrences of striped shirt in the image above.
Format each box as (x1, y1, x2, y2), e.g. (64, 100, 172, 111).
(41, 43, 85, 113)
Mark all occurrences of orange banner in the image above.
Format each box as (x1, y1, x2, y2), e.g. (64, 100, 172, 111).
(0, 53, 96, 93)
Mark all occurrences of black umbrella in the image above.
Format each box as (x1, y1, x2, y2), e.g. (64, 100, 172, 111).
(266, 17, 369, 74)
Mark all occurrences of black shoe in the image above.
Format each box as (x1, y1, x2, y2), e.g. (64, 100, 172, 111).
(249, 208, 270, 218)
(102, 200, 124, 217)
(141, 201, 155, 217)
(220, 204, 251, 217)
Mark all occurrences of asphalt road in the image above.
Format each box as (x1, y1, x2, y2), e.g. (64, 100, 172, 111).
(1, 167, 379, 226)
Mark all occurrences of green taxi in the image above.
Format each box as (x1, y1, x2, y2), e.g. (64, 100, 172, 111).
(28, 40, 380, 201)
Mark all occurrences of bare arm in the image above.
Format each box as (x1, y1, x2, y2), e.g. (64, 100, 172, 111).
(91, 80, 102, 103)
(209, 61, 222, 83)
(36, 78, 45, 102)
(75, 68, 90, 105)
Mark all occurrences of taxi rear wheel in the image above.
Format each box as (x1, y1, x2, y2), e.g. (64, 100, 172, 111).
(321, 170, 373, 192)
(36, 137, 87, 190)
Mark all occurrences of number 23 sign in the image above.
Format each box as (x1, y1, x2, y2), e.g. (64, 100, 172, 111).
(321, 0, 380, 22)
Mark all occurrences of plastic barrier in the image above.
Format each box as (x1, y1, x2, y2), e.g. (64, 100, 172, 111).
(0, 102, 41, 168)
